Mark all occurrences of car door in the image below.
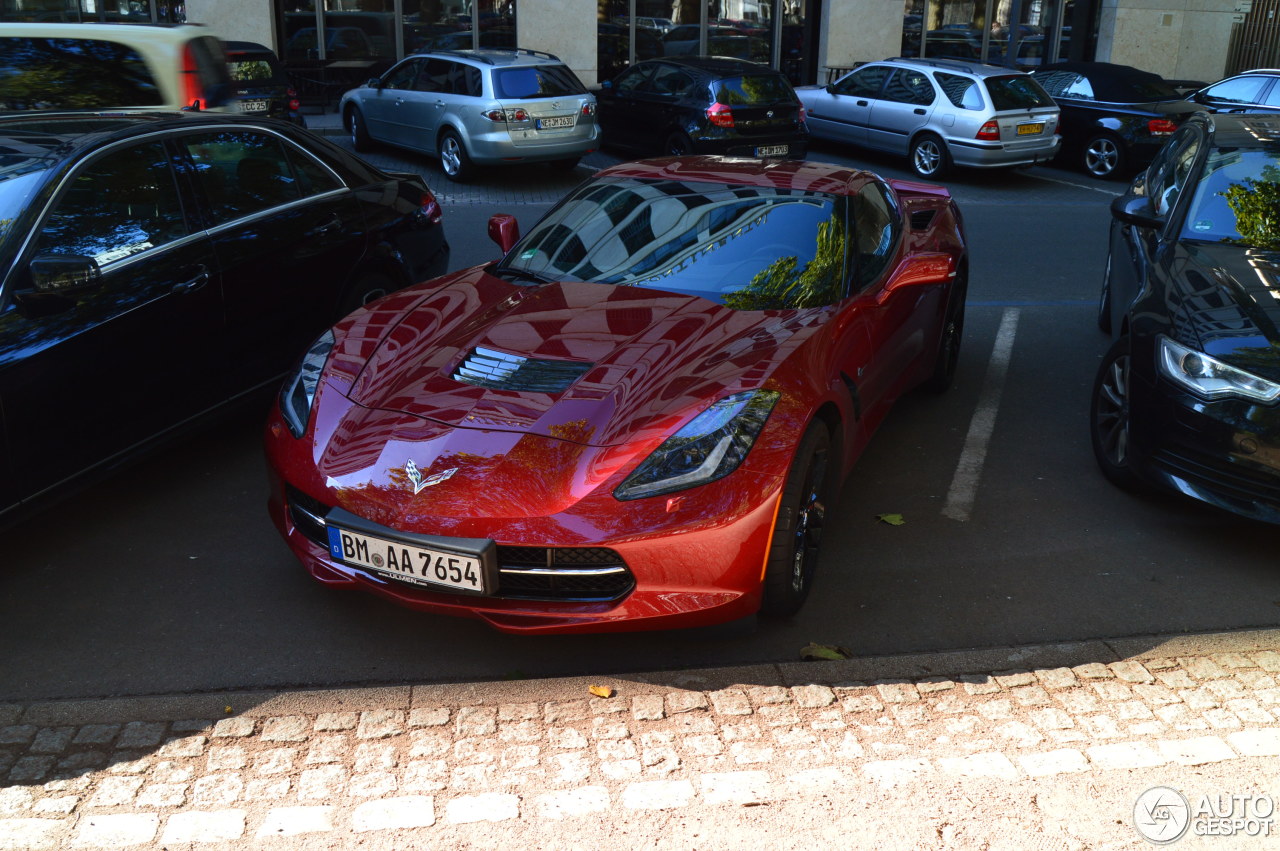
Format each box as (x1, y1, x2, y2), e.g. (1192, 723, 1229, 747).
(597, 63, 659, 152)
(804, 64, 888, 146)
(177, 127, 367, 395)
(359, 58, 420, 142)
(400, 58, 471, 154)
(866, 67, 938, 155)
(0, 137, 222, 508)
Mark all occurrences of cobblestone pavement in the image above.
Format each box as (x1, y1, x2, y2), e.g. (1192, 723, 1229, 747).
(3, 631, 1280, 849)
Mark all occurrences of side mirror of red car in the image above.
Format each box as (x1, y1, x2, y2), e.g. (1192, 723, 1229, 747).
(880, 252, 956, 301)
(488, 214, 521, 254)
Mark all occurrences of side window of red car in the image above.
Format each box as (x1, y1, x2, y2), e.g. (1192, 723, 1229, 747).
(852, 181, 901, 291)
(35, 140, 189, 266)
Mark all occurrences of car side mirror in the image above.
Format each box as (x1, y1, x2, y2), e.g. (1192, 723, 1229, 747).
(488, 214, 520, 254)
(30, 254, 101, 295)
(601, 80, 613, 90)
(825, 84, 837, 94)
(366, 77, 383, 88)
(1110, 194, 1163, 229)
(880, 252, 956, 301)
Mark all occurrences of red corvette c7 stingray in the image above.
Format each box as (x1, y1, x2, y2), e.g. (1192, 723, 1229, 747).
(265, 156, 967, 633)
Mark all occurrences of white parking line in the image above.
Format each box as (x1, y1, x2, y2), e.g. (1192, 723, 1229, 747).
(1024, 172, 1125, 195)
(942, 308, 1020, 522)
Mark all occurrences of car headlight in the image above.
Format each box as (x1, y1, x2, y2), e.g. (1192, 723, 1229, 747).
(1158, 336, 1280, 403)
(614, 389, 780, 501)
(280, 329, 335, 438)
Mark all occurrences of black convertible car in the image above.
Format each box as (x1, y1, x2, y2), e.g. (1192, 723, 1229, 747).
(1093, 112, 1280, 523)
(1035, 61, 1199, 179)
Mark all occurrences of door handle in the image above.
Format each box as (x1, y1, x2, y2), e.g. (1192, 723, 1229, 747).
(914, 108, 926, 115)
(857, 100, 868, 106)
(172, 265, 209, 294)
(306, 214, 342, 238)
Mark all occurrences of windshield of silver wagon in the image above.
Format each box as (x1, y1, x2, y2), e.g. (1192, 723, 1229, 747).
(501, 176, 848, 310)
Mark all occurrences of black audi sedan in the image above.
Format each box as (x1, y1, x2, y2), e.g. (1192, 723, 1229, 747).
(1092, 112, 1280, 523)
(595, 55, 807, 159)
(0, 111, 449, 524)
(1033, 61, 1198, 179)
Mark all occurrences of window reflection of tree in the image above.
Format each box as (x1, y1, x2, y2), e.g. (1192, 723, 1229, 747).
(1220, 159, 1280, 251)
(723, 214, 845, 310)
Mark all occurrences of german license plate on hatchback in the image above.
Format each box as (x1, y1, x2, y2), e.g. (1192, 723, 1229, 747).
(1016, 123, 1044, 136)
(537, 115, 575, 130)
(756, 145, 789, 157)
(327, 525, 485, 593)
(237, 99, 269, 113)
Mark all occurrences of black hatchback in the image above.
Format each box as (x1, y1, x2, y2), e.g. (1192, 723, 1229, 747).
(595, 56, 807, 159)
(1092, 112, 1280, 523)
(0, 111, 449, 524)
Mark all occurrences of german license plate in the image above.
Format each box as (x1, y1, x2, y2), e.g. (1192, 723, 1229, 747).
(327, 526, 485, 593)
(536, 115, 575, 129)
(1016, 122, 1044, 136)
(756, 145, 789, 157)
(238, 99, 269, 113)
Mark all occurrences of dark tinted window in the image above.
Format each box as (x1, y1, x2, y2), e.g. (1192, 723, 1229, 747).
(649, 64, 696, 97)
(712, 74, 796, 105)
(181, 131, 304, 222)
(835, 64, 889, 98)
(493, 64, 586, 98)
(612, 64, 654, 95)
(935, 72, 984, 109)
(36, 141, 188, 264)
(1182, 148, 1280, 248)
(985, 74, 1055, 109)
(1035, 70, 1093, 99)
(1203, 75, 1271, 105)
(0, 37, 163, 110)
(382, 58, 419, 90)
(852, 182, 900, 289)
(502, 177, 848, 310)
(882, 68, 935, 106)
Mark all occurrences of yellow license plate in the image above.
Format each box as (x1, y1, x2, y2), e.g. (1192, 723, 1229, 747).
(1017, 123, 1044, 136)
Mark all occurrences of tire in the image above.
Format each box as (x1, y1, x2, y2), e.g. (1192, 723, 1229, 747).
(338, 270, 395, 318)
(547, 156, 581, 172)
(1097, 253, 1113, 333)
(923, 270, 966, 393)
(439, 129, 474, 182)
(1090, 336, 1144, 490)
(909, 133, 950, 179)
(761, 422, 835, 618)
(1083, 133, 1125, 179)
(664, 132, 694, 157)
(348, 107, 373, 153)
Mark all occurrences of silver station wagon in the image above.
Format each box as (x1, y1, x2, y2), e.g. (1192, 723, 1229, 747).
(797, 56, 1060, 179)
(340, 48, 599, 182)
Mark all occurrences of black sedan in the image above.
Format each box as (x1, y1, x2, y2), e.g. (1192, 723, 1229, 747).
(595, 56, 807, 159)
(1092, 112, 1280, 523)
(0, 111, 449, 524)
(1034, 61, 1198, 179)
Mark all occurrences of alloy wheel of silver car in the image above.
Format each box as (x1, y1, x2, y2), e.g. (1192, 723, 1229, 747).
(910, 135, 947, 178)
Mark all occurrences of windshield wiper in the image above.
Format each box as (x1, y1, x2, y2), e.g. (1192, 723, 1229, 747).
(491, 264, 556, 285)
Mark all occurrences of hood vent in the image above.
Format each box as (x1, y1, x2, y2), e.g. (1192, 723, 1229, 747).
(452, 346, 593, 393)
(910, 209, 937, 231)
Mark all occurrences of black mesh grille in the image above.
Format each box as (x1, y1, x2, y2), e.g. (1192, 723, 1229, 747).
(1150, 447, 1280, 505)
(910, 209, 936, 231)
(452, 347, 593, 393)
(287, 486, 329, 547)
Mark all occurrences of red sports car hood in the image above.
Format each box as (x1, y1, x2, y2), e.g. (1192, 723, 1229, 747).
(343, 268, 821, 449)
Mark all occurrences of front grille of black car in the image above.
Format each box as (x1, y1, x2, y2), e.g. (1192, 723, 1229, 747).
(1149, 447, 1280, 507)
(284, 488, 634, 602)
(452, 346, 593, 393)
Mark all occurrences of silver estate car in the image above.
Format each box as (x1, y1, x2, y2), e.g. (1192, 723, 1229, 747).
(340, 48, 599, 182)
(797, 57, 1060, 179)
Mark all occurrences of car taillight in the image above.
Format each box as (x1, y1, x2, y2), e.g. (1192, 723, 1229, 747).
(482, 108, 529, 123)
(180, 43, 203, 109)
(581, 102, 596, 116)
(288, 87, 301, 112)
(420, 189, 442, 225)
(1148, 117, 1178, 136)
(799, 104, 807, 123)
(976, 120, 1001, 141)
(706, 102, 734, 128)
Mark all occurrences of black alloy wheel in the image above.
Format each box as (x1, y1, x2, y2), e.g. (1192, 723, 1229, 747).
(924, 270, 966, 393)
(1083, 133, 1125, 179)
(1090, 336, 1144, 489)
(761, 422, 834, 617)
(348, 107, 373, 153)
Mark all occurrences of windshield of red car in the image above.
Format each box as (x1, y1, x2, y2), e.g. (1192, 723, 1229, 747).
(499, 176, 848, 310)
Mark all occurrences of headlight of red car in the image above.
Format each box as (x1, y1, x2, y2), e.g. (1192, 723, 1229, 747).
(280, 329, 335, 438)
(614, 389, 780, 501)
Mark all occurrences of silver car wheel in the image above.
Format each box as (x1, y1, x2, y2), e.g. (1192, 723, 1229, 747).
(441, 137, 462, 177)
(1085, 136, 1121, 177)
(912, 138, 942, 176)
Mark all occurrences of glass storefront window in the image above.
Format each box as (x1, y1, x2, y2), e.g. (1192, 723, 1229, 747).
(1, 0, 185, 23)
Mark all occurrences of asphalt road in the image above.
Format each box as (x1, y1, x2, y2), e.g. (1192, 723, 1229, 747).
(3, 139, 1278, 703)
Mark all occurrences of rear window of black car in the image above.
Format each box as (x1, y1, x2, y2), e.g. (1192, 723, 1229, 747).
(984, 74, 1055, 110)
(713, 74, 796, 105)
(493, 64, 586, 98)
(0, 37, 163, 110)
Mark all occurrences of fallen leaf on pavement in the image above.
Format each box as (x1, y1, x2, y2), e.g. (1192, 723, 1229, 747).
(800, 642, 853, 661)
(875, 513, 906, 526)
(588, 685, 614, 698)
